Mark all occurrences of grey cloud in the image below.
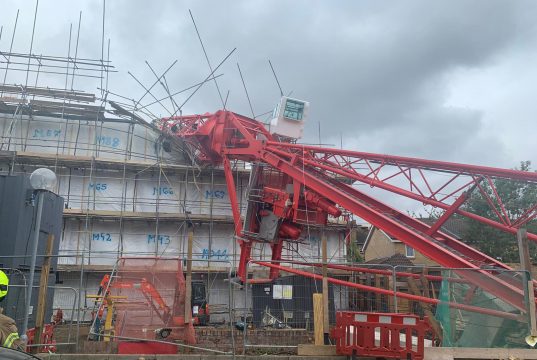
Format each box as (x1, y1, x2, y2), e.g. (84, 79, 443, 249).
(1, 0, 536, 169)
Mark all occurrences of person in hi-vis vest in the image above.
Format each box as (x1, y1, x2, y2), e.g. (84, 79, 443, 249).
(0, 270, 24, 351)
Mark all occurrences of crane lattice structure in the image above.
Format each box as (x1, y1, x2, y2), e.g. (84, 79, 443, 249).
(158, 110, 537, 314)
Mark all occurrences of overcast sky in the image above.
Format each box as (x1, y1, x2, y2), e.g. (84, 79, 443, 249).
(2, 1, 537, 175)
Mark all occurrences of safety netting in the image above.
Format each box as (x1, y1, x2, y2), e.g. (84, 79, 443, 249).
(110, 257, 196, 344)
(434, 268, 531, 348)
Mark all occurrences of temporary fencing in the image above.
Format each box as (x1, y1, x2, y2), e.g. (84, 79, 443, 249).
(1, 252, 534, 354)
(1, 254, 242, 354)
(393, 265, 532, 348)
(241, 260, 396, 352)
(241, 259, 534, 351)
(3, 283, 78, 352)
(330, 312, 431, 360)
(87, 257, 237, 355)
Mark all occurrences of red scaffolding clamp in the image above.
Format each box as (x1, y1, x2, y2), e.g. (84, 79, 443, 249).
(330, 311, 432, 360)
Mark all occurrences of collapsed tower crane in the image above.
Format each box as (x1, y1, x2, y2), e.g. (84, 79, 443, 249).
(157, 97, 537, 313)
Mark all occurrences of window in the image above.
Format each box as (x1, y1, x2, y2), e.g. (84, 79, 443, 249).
(283, 99, 305, 121)
(405, 245, 415, 258)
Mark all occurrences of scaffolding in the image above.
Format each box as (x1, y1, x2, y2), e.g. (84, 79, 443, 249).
(0, 5, 348, 338)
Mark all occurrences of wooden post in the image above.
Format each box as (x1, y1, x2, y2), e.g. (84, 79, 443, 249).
(374, 275, 381, 310)
(321, 233, 329, 344)
(359, 274, 365, 310)
(407, 277, 443, 343)
(313, 293, 323, 345)
(518, 228, 532, 278)
(518, 228, 537, 337)
(185, 230, 193, 324)
(387, 275, 394, 312)
(33, 234, 54, 354)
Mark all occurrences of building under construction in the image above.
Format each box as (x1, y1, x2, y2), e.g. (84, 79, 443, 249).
(0, 83, 350, 305)
(0, 62, 354, 355)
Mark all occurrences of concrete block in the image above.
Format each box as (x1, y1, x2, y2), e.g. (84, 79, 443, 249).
(425, 347, 537, 360)
(297, 344, 337, 356)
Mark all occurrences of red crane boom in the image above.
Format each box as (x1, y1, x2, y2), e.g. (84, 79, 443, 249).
(158, 110, 537, 312)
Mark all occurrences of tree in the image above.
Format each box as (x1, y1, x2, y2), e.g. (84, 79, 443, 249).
(461, 161, 537, 263)
(346, 240, 364, 263)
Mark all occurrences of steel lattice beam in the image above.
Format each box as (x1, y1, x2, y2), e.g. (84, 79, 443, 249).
(158, 110, 537, 311)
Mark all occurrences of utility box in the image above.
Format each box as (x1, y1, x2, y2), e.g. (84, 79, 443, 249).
(0, 174, 64, 329)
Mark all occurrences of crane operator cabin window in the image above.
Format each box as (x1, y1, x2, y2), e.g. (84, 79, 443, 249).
(270, 97, 309, 139)
(283, 99, 305, 121)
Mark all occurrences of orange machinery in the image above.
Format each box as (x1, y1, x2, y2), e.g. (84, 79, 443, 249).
(89, 258, 207, 345)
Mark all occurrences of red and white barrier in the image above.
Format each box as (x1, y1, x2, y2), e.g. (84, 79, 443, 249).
(330, 312, 432, 360)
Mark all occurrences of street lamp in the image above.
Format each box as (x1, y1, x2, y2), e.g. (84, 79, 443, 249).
(20, 168, 57, 339)
(29, 168, 57, 192)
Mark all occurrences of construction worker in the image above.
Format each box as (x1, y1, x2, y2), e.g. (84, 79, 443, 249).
(0, 270, 24, 351)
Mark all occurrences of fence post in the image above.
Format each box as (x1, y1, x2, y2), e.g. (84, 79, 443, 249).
(393, 266, 398, 313)
(313, 293, 324, 345)
(33, 234, 55, 353)
(185, 230, 193, 324)
(321, 233, 329, 344)
(242, 260, 249, 354)
(226, 260, 236, 357)
(518, 228, 537, 343)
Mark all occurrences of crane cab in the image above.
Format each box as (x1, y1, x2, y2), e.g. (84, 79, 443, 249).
(269, 96, 309, 140)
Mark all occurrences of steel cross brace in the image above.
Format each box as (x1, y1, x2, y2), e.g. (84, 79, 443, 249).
(258, 149, 526, 310)
(267, 145, 537, 242)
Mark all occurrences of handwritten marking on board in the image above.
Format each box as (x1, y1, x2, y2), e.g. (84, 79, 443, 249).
(201, 248, 229, 260)
(33, 128, 61, 138)
(205, 190, 225, 199)
(93, 233, 112, 242)
(95, 135, 120, 148)
(89, 183, 108, 191)
(153, 187, 174, 196)
(147, 234, 171, 245)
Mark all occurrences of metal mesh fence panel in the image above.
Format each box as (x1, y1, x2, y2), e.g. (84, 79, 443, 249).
(394, 265, 532, 348)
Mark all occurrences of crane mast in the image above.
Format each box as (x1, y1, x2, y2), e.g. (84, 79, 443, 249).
(157, 109, 537, 312)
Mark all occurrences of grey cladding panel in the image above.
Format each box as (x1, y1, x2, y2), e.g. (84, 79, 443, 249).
(0, 174, 64, 329)
(0, 174, 64, 270)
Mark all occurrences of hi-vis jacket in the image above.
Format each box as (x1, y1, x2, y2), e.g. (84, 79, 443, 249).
(0, 313, 23, 350)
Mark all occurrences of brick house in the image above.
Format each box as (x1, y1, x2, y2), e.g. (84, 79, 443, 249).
(360, 218, 467, 267)
(361, 227, 439, 266)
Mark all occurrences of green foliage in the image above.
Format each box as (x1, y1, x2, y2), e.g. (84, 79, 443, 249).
(462, 161, 537, 262)
(346, 240, 364, 263)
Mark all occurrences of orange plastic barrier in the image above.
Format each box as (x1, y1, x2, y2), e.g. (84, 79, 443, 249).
(26, 323, 57, 353)
(330, 312, 430, 360)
